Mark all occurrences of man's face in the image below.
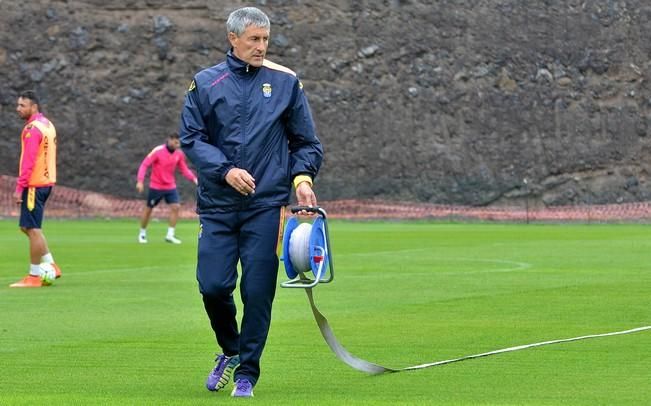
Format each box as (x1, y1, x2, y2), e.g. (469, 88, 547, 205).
(228, 25, 269, 67)
(16, 97, 37, 120)
(167, 138, 180, 150)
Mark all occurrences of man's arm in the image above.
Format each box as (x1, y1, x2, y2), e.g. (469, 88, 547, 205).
(285, 79, 323, 181)
(285, 79, 324, 206)
(136, 150, 155, 193)
(179, 79, 234, 184)
(15, 127, 43, 202)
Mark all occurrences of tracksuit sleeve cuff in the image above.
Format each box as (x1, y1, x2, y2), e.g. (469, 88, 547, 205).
(293, 175, 313, 189)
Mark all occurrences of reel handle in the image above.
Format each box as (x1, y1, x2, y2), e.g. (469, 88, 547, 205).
(291, 206, 327, 218)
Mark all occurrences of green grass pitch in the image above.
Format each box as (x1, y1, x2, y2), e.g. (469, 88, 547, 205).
(0, 219, 650, 405)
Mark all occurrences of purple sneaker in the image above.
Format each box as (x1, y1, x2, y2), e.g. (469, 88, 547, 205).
(205, 354, 240, 391)
(231, 379, 254, 397)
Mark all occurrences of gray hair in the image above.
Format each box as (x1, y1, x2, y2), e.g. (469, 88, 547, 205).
(227, 7, 270, 37)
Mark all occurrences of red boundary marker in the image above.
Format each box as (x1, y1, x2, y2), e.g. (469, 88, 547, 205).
(2, 175, 651, 221)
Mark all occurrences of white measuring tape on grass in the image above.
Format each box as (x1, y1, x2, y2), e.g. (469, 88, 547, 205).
(307, 288, 651, 374)
(282, 207, 651, 374)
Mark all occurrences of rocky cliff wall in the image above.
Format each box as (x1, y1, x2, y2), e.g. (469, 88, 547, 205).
(1, 0, 650, 206)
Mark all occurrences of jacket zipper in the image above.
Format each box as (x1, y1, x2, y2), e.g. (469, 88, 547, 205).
(240, 65, 249, 190)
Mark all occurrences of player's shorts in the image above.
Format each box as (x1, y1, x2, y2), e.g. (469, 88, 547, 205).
(19, 186, 52, 229)
(146, 188, 180, 208)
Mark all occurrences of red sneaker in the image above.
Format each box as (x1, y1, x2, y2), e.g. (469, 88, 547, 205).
(51, 262, 62, 279)
(9, 275, 44, 288)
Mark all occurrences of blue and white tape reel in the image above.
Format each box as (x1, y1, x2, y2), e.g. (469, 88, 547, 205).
(281, 208, 333, 288)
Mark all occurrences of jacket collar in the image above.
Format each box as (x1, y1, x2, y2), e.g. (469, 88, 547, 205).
(227, 49, 260, 76)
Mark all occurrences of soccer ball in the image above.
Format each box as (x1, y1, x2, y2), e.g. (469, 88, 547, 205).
(40, 263, 56, 286)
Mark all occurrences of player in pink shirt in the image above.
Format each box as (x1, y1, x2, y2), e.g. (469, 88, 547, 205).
(136, 133, 197, 244)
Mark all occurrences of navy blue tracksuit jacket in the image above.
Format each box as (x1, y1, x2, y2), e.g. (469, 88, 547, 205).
(179, 50, 323, 212)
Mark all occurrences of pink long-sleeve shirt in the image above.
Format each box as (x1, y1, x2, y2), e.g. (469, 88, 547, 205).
(16, 113, 56, 194)
(137, 145, 197, 190)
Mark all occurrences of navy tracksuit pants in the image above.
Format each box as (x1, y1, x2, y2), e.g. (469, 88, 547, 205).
(197, 206, 283, 385)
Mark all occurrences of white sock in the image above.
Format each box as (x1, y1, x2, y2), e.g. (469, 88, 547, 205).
(167, 227, 175, 237)
(42, 253, 54, 264)
(139, 228, 147, 237)
(29, 264, 41, 277)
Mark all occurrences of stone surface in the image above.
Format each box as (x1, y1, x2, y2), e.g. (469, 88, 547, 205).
(1, 1, 650, 206)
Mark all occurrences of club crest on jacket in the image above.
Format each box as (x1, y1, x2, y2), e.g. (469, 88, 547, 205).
(262, 83, 272, 98)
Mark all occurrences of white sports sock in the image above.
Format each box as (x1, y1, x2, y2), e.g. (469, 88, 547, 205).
(167, 227, 175, 237)
(29, 264, 41, 277)
(42, 253, 54, 264)
(139, 228, 147, 236)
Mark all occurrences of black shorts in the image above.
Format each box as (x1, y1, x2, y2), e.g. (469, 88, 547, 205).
(19, 186, 52, 229)
(146, 188, 180, 208)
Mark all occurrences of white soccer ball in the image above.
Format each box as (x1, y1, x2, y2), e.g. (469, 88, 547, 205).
(40, 263, 56, 286)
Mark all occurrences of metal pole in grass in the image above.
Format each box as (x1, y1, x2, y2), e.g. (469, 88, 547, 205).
(523, 178, 529, 224)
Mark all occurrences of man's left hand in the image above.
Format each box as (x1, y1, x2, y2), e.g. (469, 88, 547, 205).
(14, 191, 22, 205)
(295, 182, 317, 214)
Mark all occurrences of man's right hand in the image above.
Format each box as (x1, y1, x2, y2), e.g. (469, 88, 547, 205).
(136, 181, 144, 193)
(225, 168, 256, 195)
